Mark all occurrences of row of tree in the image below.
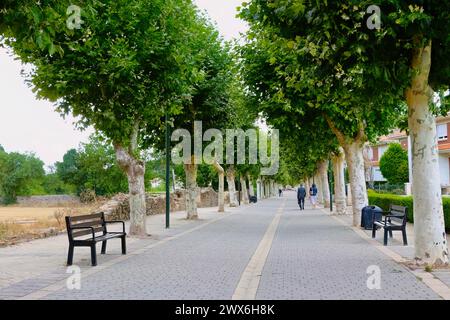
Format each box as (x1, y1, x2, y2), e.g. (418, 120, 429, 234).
(238, 1, 449, 265)
(0, 0, 271, 236)
(0, 132, 266, 205)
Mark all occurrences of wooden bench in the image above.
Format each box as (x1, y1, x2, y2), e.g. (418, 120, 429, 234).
(65, 212, 127, 266)
(371, 205, 408, 246)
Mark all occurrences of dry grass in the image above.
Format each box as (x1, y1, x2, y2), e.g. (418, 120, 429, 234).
(0, 203, 104, 246)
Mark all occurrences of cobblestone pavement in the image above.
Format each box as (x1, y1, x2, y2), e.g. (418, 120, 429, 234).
(256, 195, 440, 300)
(0, 192, 444, 300)
(337, 207, 450, 289)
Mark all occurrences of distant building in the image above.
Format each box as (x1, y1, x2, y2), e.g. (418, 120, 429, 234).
(367, 115, 450, 193)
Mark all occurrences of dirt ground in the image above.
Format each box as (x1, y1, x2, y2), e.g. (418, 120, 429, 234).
(0, 204, 102, 246)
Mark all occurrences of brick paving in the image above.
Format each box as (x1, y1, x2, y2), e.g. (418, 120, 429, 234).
(256, 197, 440, 300)
(0, 192, 445, 300)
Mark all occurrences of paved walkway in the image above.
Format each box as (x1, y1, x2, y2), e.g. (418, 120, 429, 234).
(0, 191, 446, 300)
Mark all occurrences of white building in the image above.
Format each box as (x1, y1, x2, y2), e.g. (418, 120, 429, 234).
(367, 115, 450, 193)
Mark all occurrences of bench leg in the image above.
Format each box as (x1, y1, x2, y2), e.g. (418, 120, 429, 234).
(389, 229, 393, 238)
(90, 244, 97, 266)
(101, 241, 107, 254)
(383, 229, 388, 246)
(121, 236, 127, 255)
(372, 225, 376, 239)
(67, 244, 74, 266)
(402, 229, 408, 246)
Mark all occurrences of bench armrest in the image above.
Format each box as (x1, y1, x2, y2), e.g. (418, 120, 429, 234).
(70, 226, 95, 239)
(105, 220, 126, 233)
(386, 214, 405, 219)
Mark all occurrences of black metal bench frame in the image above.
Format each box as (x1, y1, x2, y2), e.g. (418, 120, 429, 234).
(371, 205, 408, 246)
(65, 212, 127, 266)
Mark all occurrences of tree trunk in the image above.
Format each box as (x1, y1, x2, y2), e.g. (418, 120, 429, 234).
(332, 148, 347, 215)
(406, 39, 449, 265)
(184, 163, 198, 219)
(315, 173, 323, 204)
(240, 176, 249, 204)
(248, 174, 255, 197)
(115, 145, 147, 237)
(226, 166, 238, 207)
(318, 160, 331, 208)
(305, 178, 310, 200)
(326, 116, 368, 226)
(343, 141, 368, 226)
(213, 161, 225, 213)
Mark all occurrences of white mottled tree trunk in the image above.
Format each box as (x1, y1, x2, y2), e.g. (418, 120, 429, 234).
(264, 181, 269, 198)
(318, 160, 331, 208)
(315, 173, 323, 204)
(226, 166, 238, 207)
(346, 183, 352, 206)
(115, 145, 147, 237)
(240, 176, 249, 204)
(213, 161, 225, 213)
(332, 149, 347, 215)
(343, 140, 368, 226)
(248, 175, 255, 197)
(305, 179, 310, 200)
(184, 163, 198, 219)
(406, 40, 449, 265)
(326, 117, 368, 226)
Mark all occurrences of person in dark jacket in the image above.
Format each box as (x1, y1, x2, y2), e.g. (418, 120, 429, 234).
(297, 184, 307, 210)
(309, 183, 318, 209)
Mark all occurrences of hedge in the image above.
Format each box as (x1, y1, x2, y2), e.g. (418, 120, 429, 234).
(368, 190, 450, 231)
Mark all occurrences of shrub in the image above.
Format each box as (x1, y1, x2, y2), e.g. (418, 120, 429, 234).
(379, 143, 409, 184)
(368, 190, 450, 230)
(79, 189, 96, 203)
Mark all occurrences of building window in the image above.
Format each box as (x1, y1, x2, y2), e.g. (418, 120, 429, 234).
(437, 124, 448, 141)
(366, 147, 374, 161)
(378, 145, 388, 158)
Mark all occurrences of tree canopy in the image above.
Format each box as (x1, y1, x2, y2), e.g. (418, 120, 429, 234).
(0, 149, 45, 204)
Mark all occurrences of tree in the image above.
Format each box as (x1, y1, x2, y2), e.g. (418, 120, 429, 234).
(379, 143, 409, 185)
(151, 17, 237, 219)
(56, 135, 161, 196)
(40, 173, 75, 195)
(0, 150, 45, 204)
(55, 149, 78, 185)
(240, 0, 449, 264)
(1, 0, 204, 236)
(239, 1, 405, 226)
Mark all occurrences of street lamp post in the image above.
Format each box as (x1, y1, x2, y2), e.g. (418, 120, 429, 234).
(328, 159, 333, 212)
(238, 173, 241, 206)
(165, 107, 170, 229)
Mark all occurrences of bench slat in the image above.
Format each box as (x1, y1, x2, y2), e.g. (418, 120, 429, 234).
(72, 220, 104, 228)
(72, 226, 104, 238)
(69, 213, 103, 222)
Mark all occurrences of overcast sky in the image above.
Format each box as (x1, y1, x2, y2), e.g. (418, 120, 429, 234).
(0, 1, 248, 167)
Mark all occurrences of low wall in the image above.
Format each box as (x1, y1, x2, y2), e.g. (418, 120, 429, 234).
(1, 195, 81, 207)
(104, 187, 220, 220)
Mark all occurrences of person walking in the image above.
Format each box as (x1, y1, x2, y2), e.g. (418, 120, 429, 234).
(297, 184, 307, 211)
(309, 183, 318, 209)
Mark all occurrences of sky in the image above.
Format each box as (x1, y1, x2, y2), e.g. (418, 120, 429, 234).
(0, 1, 248, 167)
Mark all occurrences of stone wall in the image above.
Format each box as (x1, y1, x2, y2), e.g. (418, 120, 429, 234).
(104, 187, 220, 220)
(0, 195, 81, 207)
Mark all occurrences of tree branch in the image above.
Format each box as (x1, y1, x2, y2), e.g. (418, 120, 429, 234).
(324, 114, 346, 146)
